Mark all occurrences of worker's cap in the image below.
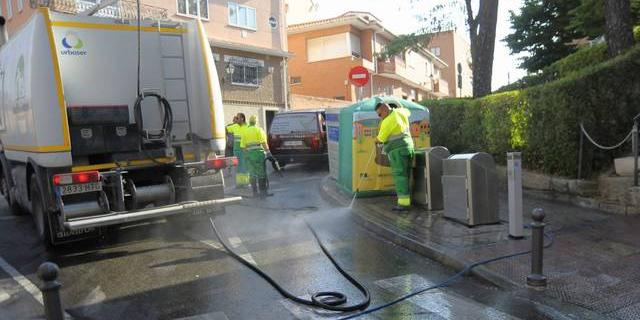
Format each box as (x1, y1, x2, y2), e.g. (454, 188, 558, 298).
(249, 115, 257, 124)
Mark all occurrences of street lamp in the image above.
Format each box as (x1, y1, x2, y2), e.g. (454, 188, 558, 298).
(225, 63, 235, 76)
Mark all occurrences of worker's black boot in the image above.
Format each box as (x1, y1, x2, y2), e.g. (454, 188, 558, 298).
(259, 178, 273, 198)
(250, 178, 258, 198)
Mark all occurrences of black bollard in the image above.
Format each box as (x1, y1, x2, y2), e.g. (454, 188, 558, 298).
(526, 208, 547, 288)
(38, 262, 64, 320)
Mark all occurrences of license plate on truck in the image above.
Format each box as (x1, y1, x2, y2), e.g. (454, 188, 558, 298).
(192, 207, 218, 216)
(59, 182, 102, 195)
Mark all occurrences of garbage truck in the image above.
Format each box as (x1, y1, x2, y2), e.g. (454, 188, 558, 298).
(0, 8, 241, 246)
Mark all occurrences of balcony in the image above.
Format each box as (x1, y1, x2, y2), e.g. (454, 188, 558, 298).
(432, 78, 449, 97)
(377, 59, 396, 74)
(33, 0, 168, 20)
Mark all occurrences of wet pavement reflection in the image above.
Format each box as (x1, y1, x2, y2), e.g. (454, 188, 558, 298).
(0, 163, 566, 319)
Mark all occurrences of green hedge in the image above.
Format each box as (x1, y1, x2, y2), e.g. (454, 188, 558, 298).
(498, 44, 608, 92)
(498, 27, 640, 92)
(424, 45, 640, 177)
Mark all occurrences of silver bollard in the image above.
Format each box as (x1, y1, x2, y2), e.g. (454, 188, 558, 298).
(38, 262, 64, 320)
(526, 208, 547, 288)
(507, 152, 524, 239)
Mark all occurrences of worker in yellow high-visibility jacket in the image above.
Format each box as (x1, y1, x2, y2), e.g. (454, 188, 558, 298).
(226, 113, 249, 188)
(376, 102, 414, 211)
(240, 115, 272, 198)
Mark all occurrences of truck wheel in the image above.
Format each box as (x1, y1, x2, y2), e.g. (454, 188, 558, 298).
(30, 176, 53, 248)
(1, 174, 24, 215)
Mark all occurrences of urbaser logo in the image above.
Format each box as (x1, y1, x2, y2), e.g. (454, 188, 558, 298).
(60, 32, 87, 56)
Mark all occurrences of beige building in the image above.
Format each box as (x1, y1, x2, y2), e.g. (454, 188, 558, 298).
(2, 0, 290, 130)
(285, 10, 449, 105)
(427, 30, 473, 98)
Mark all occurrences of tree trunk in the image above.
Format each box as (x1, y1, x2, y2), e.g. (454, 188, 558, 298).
(604, 0, 634, 57)
(467, 0, 499, 98)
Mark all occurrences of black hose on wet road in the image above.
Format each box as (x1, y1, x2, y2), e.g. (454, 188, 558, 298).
(209, 218, 371, 312)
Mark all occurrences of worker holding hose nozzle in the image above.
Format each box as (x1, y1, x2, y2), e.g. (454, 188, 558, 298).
(375, 102, 414, 212)
(226, 113, 250, 188)
(240, 115, 273, 198)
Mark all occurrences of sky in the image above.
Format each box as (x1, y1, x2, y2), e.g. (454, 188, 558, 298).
(288, 0, 527, 90)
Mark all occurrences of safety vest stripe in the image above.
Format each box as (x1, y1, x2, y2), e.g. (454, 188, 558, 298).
(387, 131, 410, 142)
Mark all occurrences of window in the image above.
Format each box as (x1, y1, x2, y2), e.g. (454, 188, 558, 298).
(290, 76, 301, 85)
(177, 0, 208, 19)
(270, 113, 319, 134)
(350, 33, 361, 57)
(431, 47, 441, 56)
(7, 0, 13, 19)
(307, 33, 350, 62)
(17, 0, 23, 12)
(225, 55, 263, 86)
(228, 2, 257, 30)
(426, 62, 433, 78)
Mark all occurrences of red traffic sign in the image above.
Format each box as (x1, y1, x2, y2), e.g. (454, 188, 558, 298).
(349, 66, 369, 87)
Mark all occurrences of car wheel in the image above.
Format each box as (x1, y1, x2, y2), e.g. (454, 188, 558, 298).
(30, 175, 53, 248)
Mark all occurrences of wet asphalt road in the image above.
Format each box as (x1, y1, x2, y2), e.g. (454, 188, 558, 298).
(0, 163, 564, 319)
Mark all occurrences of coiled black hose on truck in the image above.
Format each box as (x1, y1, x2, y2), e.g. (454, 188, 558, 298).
(133, 92, 173, 144)
(209, 218, 371, 312)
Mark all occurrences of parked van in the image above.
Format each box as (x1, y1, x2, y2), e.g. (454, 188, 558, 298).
(267, 110, 327, 165)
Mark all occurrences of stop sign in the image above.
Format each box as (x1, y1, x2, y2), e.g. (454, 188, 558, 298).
(348, 66, 369, 87)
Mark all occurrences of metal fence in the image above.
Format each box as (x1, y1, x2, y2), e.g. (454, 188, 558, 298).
(578, 114, 639, 186)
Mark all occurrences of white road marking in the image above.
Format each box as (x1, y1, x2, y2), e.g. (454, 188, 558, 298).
(225, 237, 257, 265)
(0, 256, 73, 319)
(0, 290, 10, 303)
(0, 256, 44, 305)
(188, 230, 349, 269)
(0, 216, 18, 221)
(375, 274, 522, 320)
(174, 311, 229, 320)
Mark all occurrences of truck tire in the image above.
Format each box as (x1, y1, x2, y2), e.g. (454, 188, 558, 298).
(30, 175, 53, 248)
(1, 173, 24, 215)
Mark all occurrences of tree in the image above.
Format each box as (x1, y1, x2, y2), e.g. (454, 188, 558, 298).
(381, 1, 499, 98)
(466, 0, 499, 97)
(568, 0, 640, 41)
(505, 0, 582, 73)
(604, 0, 635, 56)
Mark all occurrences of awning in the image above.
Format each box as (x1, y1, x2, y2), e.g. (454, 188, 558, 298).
(209, 39, 292, 58)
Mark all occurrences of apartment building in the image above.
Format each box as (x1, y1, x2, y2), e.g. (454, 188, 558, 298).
(1, 0, 289, 130)
(286, 11, 449, 104)
(427, 30, 473, 98)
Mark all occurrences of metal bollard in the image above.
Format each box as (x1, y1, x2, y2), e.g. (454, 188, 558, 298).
(38, 262, 64, 320)
(526, 208, 547, 288)
(632, 120, 638, 187)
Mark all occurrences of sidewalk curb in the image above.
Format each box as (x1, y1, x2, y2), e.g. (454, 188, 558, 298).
(319, 175, 520, 291)
(319, 175, 613, 319)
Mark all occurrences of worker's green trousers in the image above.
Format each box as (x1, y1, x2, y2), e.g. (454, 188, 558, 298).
(233, 139, 249, 186)
(246, 149, 267, 180)
(387, 145, 414, 207)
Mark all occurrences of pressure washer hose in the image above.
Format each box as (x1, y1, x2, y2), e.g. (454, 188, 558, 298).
(338, 229, 556, 320)
(209, 218, 371, 312)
